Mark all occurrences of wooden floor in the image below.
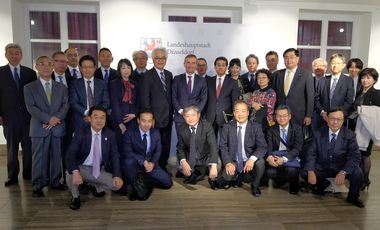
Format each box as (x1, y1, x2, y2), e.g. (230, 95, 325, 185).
(0, 151, 379, 230)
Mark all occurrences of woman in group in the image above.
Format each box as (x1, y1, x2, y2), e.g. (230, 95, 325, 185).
(228, 58, 249, 99)
(347, 58, 364, 97)
(249, 68, 276, 131)
(353, 67, 380, 190)
(109, 58, 138, 152)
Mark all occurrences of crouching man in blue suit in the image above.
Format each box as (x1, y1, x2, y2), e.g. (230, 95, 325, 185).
(122, 110, 172, 198)
(66, 106, 123, 210)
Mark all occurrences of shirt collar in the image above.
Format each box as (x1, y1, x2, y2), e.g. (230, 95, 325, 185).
(329, 128, 340, 137)
(237, 120, 248, 129)
(279, 124, 290, 132)
(139, 127, 150, 137)
(91, 127, 102, 136)
(39, 77, 52, 85)
(9, 63, 20, 70)
(84, 76, 94, 82)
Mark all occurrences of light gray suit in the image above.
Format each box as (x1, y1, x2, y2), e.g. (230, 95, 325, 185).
(24, 79, 69, 189)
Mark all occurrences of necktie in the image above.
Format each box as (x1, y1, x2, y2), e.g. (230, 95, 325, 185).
(87, 80, 94, 108)
(13, 67, 20, 90)
(58, 75, 64, 83)
(142, 133, 148, 154)
(72, 69, 77, 78)
(281, 128, 287, 144)
(104, 69, 109, 82)
(92, 133, 100, 178)
(328, 133, 337, 163)
(159, 71, 167, 91)
(236, 125, 244, 173)
(187, 75, 192, 94)
(45, 82, 51, 104)
(330, 77, 338, 102)
(216, 77, 222, 98)
(189, 126, 197, 167)
(284, 70, 292, 96)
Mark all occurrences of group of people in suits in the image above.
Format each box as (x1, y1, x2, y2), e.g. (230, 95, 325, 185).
(1, 42, 378, 210)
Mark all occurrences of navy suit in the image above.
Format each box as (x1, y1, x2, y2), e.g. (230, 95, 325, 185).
(69, 77, 110, 130)
(315, 74, 354, 117)
(0, 64, 37, 180)
(122, 127, 172, 188)
(266, 123, 304, 192)
(140, 67, 173, 169)
(94, 67, 119, 84)
(24, 79, 69, 189)
(241, 72, 259, 93)
(303, 126, 363, 200)
(131, 69, 145, 84)
(219, 120, 267, 188)
(205, 76, 240, 134)
(172, 73, 207, 126)
(109, 78, 138, 151)
(51, 72, 75, 88)
(273, 68, 314, 126)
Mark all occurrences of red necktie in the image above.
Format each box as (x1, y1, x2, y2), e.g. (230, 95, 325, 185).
(216, 77, 222, 98)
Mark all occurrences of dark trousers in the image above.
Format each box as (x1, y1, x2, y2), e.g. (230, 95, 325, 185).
(266, 166, 300, 192)
(158, 123, 172, 170)
(31, 134, 62, 189)
(221, 159, 265, 188)
(301, 166, 363, 199)
(3, 119, 32, 180)
(123, 158, 172, 189)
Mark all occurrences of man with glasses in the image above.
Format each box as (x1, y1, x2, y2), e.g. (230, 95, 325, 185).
(303, 107, 364, 208)
(315, 53, 354, 127)
(131, 50, 148, 83)
(140, 47, 173, 173)
(64, 47, 82, 79)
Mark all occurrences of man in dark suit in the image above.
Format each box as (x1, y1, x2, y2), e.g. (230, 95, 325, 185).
(24, 56, 69, 197)
(64, 47, 81, 79)
(140, 47, 173, 171)
(218, 100, 267, 197)
(176, 105, 218, 185)
(266, 105, 303, 195)
(66, 106, 123, 210)
(240, 54, 260, 93)
(0, 43, 37, 186)
(303, 107, 364, 208)
(172, 54, 207, 130)
(315, 54, 354, 126)
(94, 47, 119, 83)
(205, 56, 240, 136)
(265, 51, 279, 73)
(122, 110, 172, 194)
(196, 58, 211, 78)
(272, 48, 314, 126)
(131, 50, 148, 83)
(70, 55, 110, 130)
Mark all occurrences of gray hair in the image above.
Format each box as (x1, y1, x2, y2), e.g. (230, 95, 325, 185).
(5, 43, 22, 53)
(183, 105, 200, 115)
(151, 47, 168, 59)
(132, 50, 148, 60)
(329, 53, 346, 64)
(312, 58, 327, 68)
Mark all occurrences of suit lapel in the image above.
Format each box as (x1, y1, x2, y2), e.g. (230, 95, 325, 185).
(334, 129, 344, 154)
(218, 77, 229, 100)
(101, 130, 108, 162)
(321, 127, 329, 159)
(326, 76, 332, 100)
(288, 69, 300, 94)
(79, 79, 87, 104)
(195, 121, 203, 151)
(36, 80, 50, 107)
(231, 121, 238, 155)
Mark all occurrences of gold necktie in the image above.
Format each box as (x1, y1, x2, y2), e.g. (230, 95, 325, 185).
(45, 82, 51, 103)
(284, 70, 292, 96)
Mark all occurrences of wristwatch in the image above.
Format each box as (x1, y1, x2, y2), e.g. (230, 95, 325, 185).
(340, 170, 347, 175)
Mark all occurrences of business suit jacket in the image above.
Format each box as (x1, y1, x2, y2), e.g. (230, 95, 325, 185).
(0, 65, 37, 126)
(66, 126, 121, 177)
(131, 69, 145, 84)
(123, 127, 161, 166)
(205, 76, 240, 126)
(24, 79, 69, 138)
(94, 67, 119, 83)
(176, 119, 218, 166)
(172, 73, 207, 123)
(51, 72, 75, 89)
(69, 77, 110, 129)
(304, 126, 361, 174)
(109, 78, 138, 127)
(241, 72, 259, 93)
(219, 120, 267, 166)
(273, 68, 314, 126)
(315, 74, 354, 115)
(355, 86, 380, 107)
(140, 67, 173, 128)
(266, 123, 304, 161)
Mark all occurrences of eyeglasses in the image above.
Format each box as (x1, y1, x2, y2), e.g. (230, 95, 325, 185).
(153, 57, 167, 60)
(276, 114, 289, 118)
(330, 62, 344, 66)
(328, 117, 344, 122)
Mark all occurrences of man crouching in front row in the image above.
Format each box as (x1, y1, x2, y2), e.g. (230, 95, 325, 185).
(66, 106, 123, 210)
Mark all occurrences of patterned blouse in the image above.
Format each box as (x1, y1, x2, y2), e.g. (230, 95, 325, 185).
(249, 86, 276, 122)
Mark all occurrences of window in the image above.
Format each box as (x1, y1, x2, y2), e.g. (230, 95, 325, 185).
(24, 3, 99, 67)
(162, 5, 241, 23)
(297, 12, 357, 72)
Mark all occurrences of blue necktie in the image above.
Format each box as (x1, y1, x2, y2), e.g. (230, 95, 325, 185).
(328, 133, 337, 163)
(13, 67, 20, 89)
(104, 69, 109, 82)
(72, 69, 77, 78)
(159, 71, 167, 91)
(281, 128, 287, 144)
(236, 125, 244, 173)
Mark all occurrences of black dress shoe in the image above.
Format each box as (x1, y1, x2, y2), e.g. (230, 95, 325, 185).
(312, 179, 330, 195)
(113, 186, 128, 196)
(208, 178, 218, 190)
(50, 183, 67, 191)
(346, 197, 365, 208)
(92, 186, 106, 197)
(175, 170, 185, 178)
(79, 182, 89, 195)
(251, 184, 261, 197)
(70, 197, 81, 210)
(32, 188, 44, 197)
(4, 178, 18, 186)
